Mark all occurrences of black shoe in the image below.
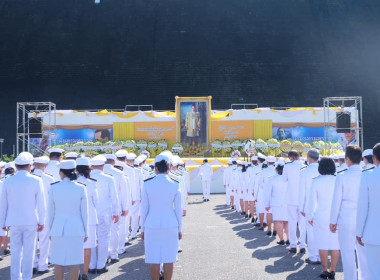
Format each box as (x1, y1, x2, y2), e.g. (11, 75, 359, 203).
(97, 267, 108, 274)
(33, 268, 38, 275)
(251, 218, 255, 223)
(241, 212, 245, 215)
(38, 269, 50, 274)
(248, 214, 252, 218)
(231, 206, 235, 210)
(289, 248, 297, 253)
(258, 227, 264, 231)
(203, 199, 207, 202)
(299, 248, 306, 254)
(328, 271, 335, 279)
(319, 271, 329, 279)
(263, 223, 268, 227)
(277, 240, 285, 245)
(109, 258, 119, 264)
(0, 256, 2, 261)
(81, 274, 89, 280)
(285, 240, 290, 245)
(207, 199, 210, 201)
(272, 231, 277, 237)
(159, 271, 164, 280)
(4, 249, 10, 255)
(88, 269, 97, 274)
(266, 231, 272, 236)
(125, 241, 132, 246)
(178, 248, 183, 253)
(305, 258, 321, 265)
(245, 214, 249, 218)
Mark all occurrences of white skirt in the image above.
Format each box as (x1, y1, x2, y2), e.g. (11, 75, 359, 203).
(272, 205, 288, 221)
(84, 225, 97, 249)
(314, 221, 340, 250)
(144, 227, 179, 264)
(244, 191, 254, 202)
(0, 228, 7, 237)
(50, 236, 85, 265)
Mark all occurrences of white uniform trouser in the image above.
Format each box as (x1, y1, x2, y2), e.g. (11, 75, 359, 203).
(90, 216, 112, 269)
(225, 185, 231, 205)
(33, 227, 50, 271)
(109, 219, 120, 259)
(338, 223, 369, 280)
(118, 215, 128, 254)
(130, 201, 141, 238)
(306, 222, 319, 261)
(234, 190, 241, 212)
(287, 205, 306, 249)
(365, 244, 380, 279)
(202, 180, 211, 200)
(10, 225, 37, 280)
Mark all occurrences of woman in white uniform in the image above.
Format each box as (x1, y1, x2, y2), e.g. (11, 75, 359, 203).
(140, 154, 182, 280)
(265, 161, 289, 244)
(48, 160, 89, 280)
(76, 158, 99, 280)
(306, 158, 340, 280)
(242, 162, 251, 218)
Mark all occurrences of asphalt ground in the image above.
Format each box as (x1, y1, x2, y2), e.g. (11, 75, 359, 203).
(0, 194, 343, 279)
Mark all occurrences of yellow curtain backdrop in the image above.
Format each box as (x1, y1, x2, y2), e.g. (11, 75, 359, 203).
(210, 110, 232, 120)
(113, 122, 135, 141)
(253, 120, 273, 140)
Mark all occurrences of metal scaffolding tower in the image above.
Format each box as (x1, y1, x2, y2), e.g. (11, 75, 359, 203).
(16, 102, 56, 155)
(323, 96, 363, 149)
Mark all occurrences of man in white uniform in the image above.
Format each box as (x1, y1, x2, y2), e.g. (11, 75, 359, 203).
(362, 149, 375, 170)
(0, 152, 46, 280)
(336, 154, 347, 173)
(199, 159, 213, 202)
(283, 150, 306, 253)
(223, 159, 233, 206)
(330, 145, 368, 280)
(104, 154, 129, 263)
(32, 156, 55, 274)
(298, 149, 320, 264)
(64, 152, 78, 160)
(356, 143, 380, 279)
(131, 155, 144, 240)
(45, 148, 64, 182)
(89, 155, 119, 274)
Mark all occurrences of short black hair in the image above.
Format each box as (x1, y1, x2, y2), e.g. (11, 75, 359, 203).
(60, 168, 77, 181)
(117, 156, 126, 161)
(203, 159, 208, 163)
(363, 155, 373, 164)
(345, 145, 362, 164)
(276, 165, 284, 175)
(76, 165, 91, 179)
(15, 164, 30, 170)
(373, 143, 380, 162)
(5, 167, 15, 176)
(318, 158, 336, 175)
(49, 152, 62, 159)
(258, 157, 265, 163)
(155, 160, 169, 173)
(95, 129, 110, 140)
(288, 150, 299, 159)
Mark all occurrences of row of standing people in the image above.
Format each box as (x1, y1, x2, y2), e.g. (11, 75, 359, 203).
(223, 145, 380, 280)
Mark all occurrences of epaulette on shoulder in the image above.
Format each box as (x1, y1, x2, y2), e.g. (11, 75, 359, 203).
(285, 162, 291, 164)
(45, 173, 54, 179)
(268, 174, 276, 179)
(144, 176, 156, 182)
(300, 166, 307, 170)
(312, 175, 320, 179)
(104, 173, 113, 177)
(31, 173, 41, 178)
(50, 181, 60, 185)
(337, 168, 347, 174)
(362, 166, 375, 172)
(89, 178, 97, 182)
(169, 176, 180, 183)
(76, 182, 86, 186)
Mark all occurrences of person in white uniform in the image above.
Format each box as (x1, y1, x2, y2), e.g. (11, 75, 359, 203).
(242, 162, 251, 217)
(265, 160, 289, 245)
(229, 160, 238, 210)
(32, 156, 54, 274)
(330, 145, 368, 280)
(76, 158, 99, 280)
(48, 160, 88, 280)
(356, 143, 380, 280)
(246, 158, 257, 221)
(0, 152, 46, 280)
(283, 150, 306, 253)
(298, 149, 321, 264)
(179, 160, 191, 216)
(307, 158, 340, 280)
(45, 148, 64, 182)
(257, 156, 276, 234)
(362, 149, 375, 170)
(223, 159, 233, 206)
(131, 154, 143, 240)
(336, 154, 347, 173)
(104, 154, 129, 263)
(140, 154, 182, 280)
(199, 159, 213, 202)
(0, 162, 13, 260)
(64, 152, 78, 160)
(252, 154, 265, 224)
(89, 155, 119, 274)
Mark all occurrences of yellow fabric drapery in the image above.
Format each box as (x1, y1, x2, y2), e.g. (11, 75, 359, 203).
(94, 109, 109, 116)
(111, 112, 140, 119)
(145, 111, 176, 118)
(253, 120, 273, 140)
(210, 111, 232, 120)
(113, 122, 135, 141)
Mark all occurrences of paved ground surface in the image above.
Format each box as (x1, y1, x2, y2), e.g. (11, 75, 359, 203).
(0, 194, 343, 280)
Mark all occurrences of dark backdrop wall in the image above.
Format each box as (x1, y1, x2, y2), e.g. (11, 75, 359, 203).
(1, 0, 380, 154)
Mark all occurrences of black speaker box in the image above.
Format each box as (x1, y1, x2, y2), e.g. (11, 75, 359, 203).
(336, 112, 351, 133)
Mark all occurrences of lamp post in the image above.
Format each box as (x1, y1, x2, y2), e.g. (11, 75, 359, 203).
(0, 139, 4, 159)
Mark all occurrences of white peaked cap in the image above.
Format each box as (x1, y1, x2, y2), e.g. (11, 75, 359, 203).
(251, 156, 258, 160)
(154, 154, 171, 164)
(115, 149, 128, 157)
(160, 150, 173, 158)
(171, 155, 180, 166)
(257, 153, 266, 160)
(276, 159, 285, 167)
(65, 152, 78, 158)
(4, 162, 16, 170)
(90, 155, 107, 166)
(236, 160, 242, 165)
(227, 159, 233, 164)
(104, 154, 117, 161)
(114, 161, 124, 168)
(15, 152, 34, 165)
(126, 153, 137, 160)
(59, 160, 76, 170)
(138, 154, 147, 161)
(0, 161, 6, 168)
(48, 148, 64, 154)
(179, 160, 184, 165)
(267, 156, 276, 163)
(76, 157, 91, 166)
(34, 156, 50, 165)
(363, 149, 373, 157)
(244, 162, 249, 166)
(332, 154, 339, 160)
(134, 158, 141, 165)
(338, 154, 345, 159)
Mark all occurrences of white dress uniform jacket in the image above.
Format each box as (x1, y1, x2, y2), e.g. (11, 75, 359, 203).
(256, 165, 276, 214)
(264, 174, 288, 221)
(356, 166, 380, 279)
(45, 160, 61, 182)
(199, 163, 213, 181)
(76, 175, 99, 226)
(282, 160, 302, 206)
(104, 164, 129, 213)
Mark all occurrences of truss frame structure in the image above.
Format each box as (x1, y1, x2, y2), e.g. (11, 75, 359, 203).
(16, 102, 56, 155)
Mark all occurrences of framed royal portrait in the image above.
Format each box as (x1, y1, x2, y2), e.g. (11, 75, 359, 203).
(175, 96, 211, 146)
